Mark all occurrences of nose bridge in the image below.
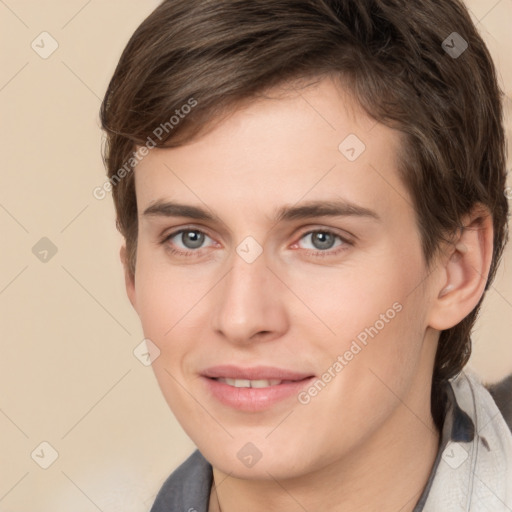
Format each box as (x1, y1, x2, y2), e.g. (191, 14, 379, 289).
(211, 244, 286, 343)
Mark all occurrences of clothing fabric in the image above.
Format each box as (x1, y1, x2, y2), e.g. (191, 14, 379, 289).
(150, 368, 512, 512)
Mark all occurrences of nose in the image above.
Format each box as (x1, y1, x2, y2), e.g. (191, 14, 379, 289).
(210, 247, 289, 345)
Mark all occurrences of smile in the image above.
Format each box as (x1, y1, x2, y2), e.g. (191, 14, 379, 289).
(201, 366, 315, 411)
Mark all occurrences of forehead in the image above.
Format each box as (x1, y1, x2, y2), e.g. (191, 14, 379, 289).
(134, 76, 412, 224)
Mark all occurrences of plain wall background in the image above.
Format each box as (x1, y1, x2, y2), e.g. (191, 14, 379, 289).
(1, 1, 511, 510)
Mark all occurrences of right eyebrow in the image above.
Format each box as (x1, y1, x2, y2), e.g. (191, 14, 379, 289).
(143, 201, 218, 221)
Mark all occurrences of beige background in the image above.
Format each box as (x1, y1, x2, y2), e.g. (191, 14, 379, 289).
(0, 1, 511, 510)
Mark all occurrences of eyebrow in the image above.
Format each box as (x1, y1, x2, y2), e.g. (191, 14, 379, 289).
(142, 199, 380, 223)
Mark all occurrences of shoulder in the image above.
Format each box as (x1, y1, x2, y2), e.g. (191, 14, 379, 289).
(150, 450, 213, 512)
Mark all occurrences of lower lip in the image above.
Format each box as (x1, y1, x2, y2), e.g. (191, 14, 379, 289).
(202, 376, 315, 411)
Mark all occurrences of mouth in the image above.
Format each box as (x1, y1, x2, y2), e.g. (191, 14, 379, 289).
(201, 365, 315, 411)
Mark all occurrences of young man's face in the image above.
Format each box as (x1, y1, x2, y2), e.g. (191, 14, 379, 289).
(128, 77, 442, 479)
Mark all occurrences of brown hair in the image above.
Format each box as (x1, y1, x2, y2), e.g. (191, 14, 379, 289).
(100, 0, 509, 429)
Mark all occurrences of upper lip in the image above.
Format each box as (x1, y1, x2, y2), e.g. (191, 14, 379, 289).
(202, 365, 314, 381)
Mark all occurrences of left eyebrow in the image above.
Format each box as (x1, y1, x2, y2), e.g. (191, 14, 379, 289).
(142, 198, 381, 223)
(275, 199, 381, 223)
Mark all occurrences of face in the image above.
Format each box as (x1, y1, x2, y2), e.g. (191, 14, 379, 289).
(128, 77, 441, 480)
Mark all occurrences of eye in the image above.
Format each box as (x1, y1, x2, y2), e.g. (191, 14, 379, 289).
(161, 228, 215, 256)
(295, 229, 350, 255)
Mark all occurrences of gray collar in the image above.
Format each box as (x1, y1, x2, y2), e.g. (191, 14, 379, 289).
(418, 369, 512, 511)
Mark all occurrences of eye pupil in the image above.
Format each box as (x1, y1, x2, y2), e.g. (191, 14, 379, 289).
(312, 232, 335, 250)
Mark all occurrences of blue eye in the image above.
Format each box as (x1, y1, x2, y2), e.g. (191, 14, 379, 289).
(162, 229, 214, 256)
(299, 230, 345, 251)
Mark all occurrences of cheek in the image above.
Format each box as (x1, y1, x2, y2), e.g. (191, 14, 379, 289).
(289, 302, 425, 463)
(336, 304, 427, 419)
(134, 271, 172, 341)
(286, 253, 416, 342)
(295, 250, 427, 397)
(134, 250, 203, 340)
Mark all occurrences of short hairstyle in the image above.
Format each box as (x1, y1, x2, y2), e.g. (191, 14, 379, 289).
(100, 0, 509, 429)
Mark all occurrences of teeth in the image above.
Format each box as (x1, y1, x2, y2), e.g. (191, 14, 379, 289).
(227, 378, 251, 387)
(251, 379, 282, 388)
(217, 378, 283, 388)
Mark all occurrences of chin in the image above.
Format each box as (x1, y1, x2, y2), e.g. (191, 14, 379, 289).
(197, 436, 326, 481)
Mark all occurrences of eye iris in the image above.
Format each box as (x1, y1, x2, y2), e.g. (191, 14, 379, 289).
(312, 232, 335, 250)
(182, 230, 204, 249)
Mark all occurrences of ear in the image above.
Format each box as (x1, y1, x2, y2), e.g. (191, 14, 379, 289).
(428, 205, 494, 331)
(120, 245, 137, 312)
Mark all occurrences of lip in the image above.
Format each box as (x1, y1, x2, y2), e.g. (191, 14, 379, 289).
(202, 365, 313, 381)
(201, 365, 315, 411)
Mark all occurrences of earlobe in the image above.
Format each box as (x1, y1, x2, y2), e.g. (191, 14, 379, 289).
(120, 245, 137, 311)
(429, 207, 493, 331)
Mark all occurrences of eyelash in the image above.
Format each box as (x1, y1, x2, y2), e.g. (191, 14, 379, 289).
(159, 227, 353, 259)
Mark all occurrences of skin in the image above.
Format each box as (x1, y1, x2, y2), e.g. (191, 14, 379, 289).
(123, 76, 493, 512)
